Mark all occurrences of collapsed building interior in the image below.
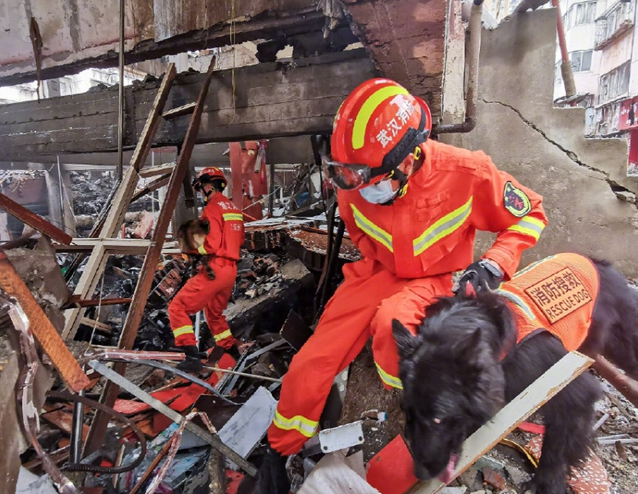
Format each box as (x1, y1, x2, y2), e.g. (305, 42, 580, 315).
(2, 0, 638, 493)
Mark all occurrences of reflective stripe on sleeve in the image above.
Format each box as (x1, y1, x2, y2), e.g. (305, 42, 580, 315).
(173, 325, 195, 337)
(223, 213, 244, 222)
(350, 204, 393, 252)
(413, 197, 473, 256)
(272, 410, 319, 438)
(506, 216, 545, 241)
(197, 245, 208, 255)
(375, 362, 403, 390)
(214, 328, 233, 342)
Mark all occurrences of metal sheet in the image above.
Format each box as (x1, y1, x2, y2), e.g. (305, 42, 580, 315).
(218, 387, 277, 467)
(318, 421, 364, 454)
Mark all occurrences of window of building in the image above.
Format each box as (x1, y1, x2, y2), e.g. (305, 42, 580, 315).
(570, 50, 593, 72)
(598, 61, 631, 104)
(563, 1, 597, 29)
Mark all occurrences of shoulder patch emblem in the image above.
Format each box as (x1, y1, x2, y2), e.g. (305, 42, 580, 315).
(503, 181, 531, 217)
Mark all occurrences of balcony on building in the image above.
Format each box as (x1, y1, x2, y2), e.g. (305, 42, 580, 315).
(595, 0, 635, 50)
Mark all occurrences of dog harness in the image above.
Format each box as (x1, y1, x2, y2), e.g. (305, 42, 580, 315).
(496, 253, 599, 351)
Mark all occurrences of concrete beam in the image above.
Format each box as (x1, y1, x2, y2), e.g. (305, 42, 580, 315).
(0, 50, 375, 161)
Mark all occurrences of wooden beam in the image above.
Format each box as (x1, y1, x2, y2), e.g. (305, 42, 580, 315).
(0, 193, 72, 245)
(162, 102, 196, 120)
(131, 174, 171, 203)
(55, 238, 152, 254)
(0, 251, 90, 392)
(79, 317, 113, 333)
(411, 351, 594, 494)
(139, 161, 176, 178)
(0, 50, 376, 161)
(62, 296, 132, 309)
(85, 57, 217, 456)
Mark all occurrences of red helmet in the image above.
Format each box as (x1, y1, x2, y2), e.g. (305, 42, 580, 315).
(192, 167, 227, 191)
(325, 78, 432, 189)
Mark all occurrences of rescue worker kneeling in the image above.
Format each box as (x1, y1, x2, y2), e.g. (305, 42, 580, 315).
(168, 167, 244, 373)
(266, 79, 548, 465)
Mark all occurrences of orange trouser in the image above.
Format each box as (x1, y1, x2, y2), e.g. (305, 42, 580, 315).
(168, 258, 237, 349)
(267, 258, 453, 455)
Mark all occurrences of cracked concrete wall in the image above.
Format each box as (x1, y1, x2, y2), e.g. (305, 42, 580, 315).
(441, 9, 638, 277)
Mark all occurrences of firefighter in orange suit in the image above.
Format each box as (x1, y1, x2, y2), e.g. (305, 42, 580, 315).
(267, 78, 548, 457)
(168, 167, 244, 373)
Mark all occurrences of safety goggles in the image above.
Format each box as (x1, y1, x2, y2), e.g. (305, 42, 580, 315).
(321, 155, 386, 190)
(192, 177, 204, 192)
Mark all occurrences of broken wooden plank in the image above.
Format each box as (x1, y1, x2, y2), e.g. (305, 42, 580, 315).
(411, 351, 594, 494)
(0, 193, 72, 245)
(139, 161, 176, 178)
(162, 102, 196, 120)
(85, 57, 217, 456)
(0, 251, 90, 392)
(62, 296, 132, 309)
(131, 174, 171, 203)
(56, 238, 152, 254)
(0, 50, 376, 161)
(79, 317, 112, 333)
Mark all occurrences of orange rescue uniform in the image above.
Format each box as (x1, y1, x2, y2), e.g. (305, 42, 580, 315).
(268, 139, 548, 455)
(496, 253, 599, 350)
(168, 191, 244, 349)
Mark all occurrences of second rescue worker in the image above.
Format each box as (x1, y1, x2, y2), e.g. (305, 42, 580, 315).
(168, 167, 244, 373)
(267, 79, 548, 458)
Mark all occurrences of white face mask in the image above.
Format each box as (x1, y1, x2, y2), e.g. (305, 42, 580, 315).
(359, 179, 397, 205)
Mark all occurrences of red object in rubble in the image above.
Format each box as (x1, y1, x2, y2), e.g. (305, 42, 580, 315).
(366, 435, 418, 494)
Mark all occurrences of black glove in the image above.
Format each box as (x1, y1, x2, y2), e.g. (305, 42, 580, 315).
(455, 259, 504, 296)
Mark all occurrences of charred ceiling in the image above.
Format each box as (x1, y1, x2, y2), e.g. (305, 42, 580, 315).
(0, 50, 376, 162)
(0, 0, 447, 118)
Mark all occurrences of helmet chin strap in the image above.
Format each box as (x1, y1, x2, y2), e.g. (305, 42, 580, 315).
(203, 186, 214, 202)
(380, 145, 423, 206)
(380, 168, 409, 206)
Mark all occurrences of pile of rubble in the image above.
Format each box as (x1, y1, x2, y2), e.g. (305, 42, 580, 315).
(4, 219, 638, 494)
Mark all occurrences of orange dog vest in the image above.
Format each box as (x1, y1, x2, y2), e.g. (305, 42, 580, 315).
(496, 253, 599, 351)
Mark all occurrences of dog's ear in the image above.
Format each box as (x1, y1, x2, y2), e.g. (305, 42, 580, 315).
(453, 327, 483, 364)
(393, 319, 419, 361)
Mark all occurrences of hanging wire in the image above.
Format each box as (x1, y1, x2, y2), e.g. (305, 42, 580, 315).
(84, 270, 107, 353)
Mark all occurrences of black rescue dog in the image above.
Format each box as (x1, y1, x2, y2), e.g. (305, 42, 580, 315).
(393, 253, 638, 494)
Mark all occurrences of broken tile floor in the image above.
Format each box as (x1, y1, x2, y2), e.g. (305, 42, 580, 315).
(2, 221, 638, 494)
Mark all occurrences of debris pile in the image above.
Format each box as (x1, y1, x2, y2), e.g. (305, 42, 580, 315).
(4, 217, 638, 494)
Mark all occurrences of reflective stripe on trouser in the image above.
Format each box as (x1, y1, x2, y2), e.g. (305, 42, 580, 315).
(172, 325, 196, 347)
(213, 328, 235, 349)
(267, 258, 453, 456)
(168, 260, 237, 348)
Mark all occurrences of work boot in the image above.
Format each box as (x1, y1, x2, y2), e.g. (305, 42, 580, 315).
(176, 345, 203, 373)
(254, 447, 290, 494)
